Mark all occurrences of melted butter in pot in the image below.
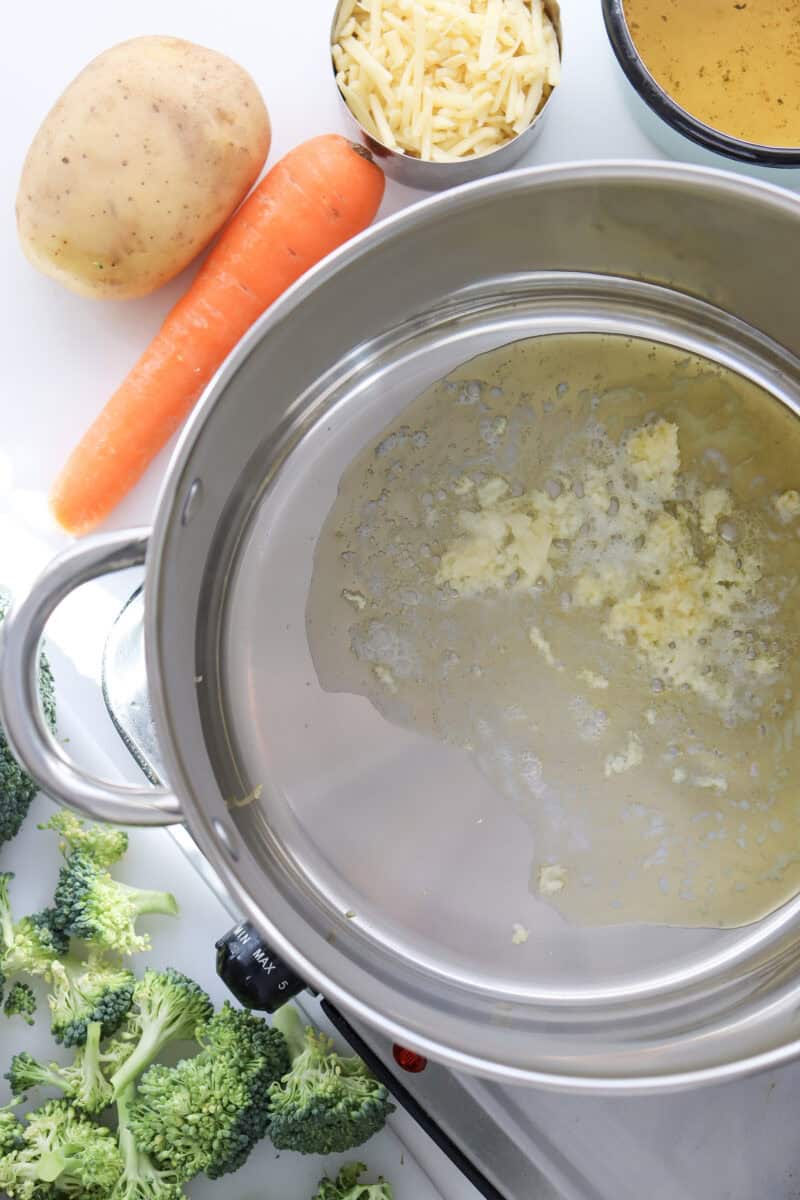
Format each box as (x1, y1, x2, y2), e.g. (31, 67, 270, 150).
(306, 334, 800, 928)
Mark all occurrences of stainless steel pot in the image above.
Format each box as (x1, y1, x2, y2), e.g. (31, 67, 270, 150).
(4, 162, 800, 1092)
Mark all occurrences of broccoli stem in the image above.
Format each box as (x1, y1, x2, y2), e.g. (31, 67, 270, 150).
(78, 1021, 104, 1103)
(117, 1084, 168, 1192)
(110, 1028, 162, 1098)
(271, 1004, 310, 1063)
(0, 877, 16, 951)
(36, 1143, 96, 1187)
(116, 1085, 139, 1171)
(36, 1150, 69, 1183)
(110, 1006, 189, 1100)
(35, 1128, 95, 1186)
(31, 1063, 69, 1095)
(120, 884, 179, 919)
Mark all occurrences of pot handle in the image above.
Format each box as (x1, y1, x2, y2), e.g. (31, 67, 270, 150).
(0, 529, 182, 827)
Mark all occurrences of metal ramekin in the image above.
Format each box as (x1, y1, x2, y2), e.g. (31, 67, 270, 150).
(602, 0, 800, 175)
(331, 0, 562, 191)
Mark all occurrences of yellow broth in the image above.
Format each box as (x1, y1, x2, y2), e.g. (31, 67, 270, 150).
(623, 0, 800, 147)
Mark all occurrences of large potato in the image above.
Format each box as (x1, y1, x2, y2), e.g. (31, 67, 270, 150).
(16, 36, 270, 299)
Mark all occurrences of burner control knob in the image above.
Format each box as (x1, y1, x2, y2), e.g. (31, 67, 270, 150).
(215, 921, 307, 1013)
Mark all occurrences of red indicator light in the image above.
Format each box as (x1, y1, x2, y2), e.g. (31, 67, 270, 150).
(392, 1044, 428, 1073)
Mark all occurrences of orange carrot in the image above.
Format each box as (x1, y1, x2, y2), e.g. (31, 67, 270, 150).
(50, 134, 385, 535)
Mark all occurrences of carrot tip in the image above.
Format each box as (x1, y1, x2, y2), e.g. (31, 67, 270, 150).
(349, 141, 375, 162)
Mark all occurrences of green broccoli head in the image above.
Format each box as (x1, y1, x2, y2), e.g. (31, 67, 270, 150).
(114, 1086, 187, 1200)
(50, 850, 178, 955)
(130, 1001, 290, 1182)
(0, 1102, 25, 1158)
(109, 968, 213, 1101)
(48, 953, 135, 1046)
(197, 999, 290, 1079)
(39, 810, 128, 867)
(0, 594, 56, 851)
(3, 982, 36, 1026)
(6, 1022, 113, 1116)
(26, 910, 71, 959)
(267, 1006, 395, 1156)
(0, 1099, 122, 1199)
(314, 1162, 394, 1200)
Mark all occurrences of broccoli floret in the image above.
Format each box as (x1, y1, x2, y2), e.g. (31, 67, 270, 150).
(4, 982, 36, 1026)
(130, 1001, 290, 1182)
(50, 851, 178, 955)
(114, 1086, 186, 1200)
(39, 810, 128, 867)
(109, 968, 213, 1101)
(313, 1162, 394, 1200)
(0, 1099, 121, 1198)
(28, 1013, 137, 1105)
(48, 953, 135, 1046)
(0, 1102, 24, 1157)
(6, 1022, 113, 1115)
(0, 876, 65, 1014)
(0, 595, 56, 851)
(7, 1049, 68, 1099)
(2, 914, 65, 980)
(267, 1006, 395, 1155)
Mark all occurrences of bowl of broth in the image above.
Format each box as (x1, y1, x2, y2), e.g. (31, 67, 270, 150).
(602, 0, 800, 179)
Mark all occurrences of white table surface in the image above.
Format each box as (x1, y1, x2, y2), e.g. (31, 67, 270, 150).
(0, 2, 673, 1197)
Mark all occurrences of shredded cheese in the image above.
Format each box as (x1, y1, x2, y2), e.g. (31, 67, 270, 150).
(333, 0, 560, 161)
